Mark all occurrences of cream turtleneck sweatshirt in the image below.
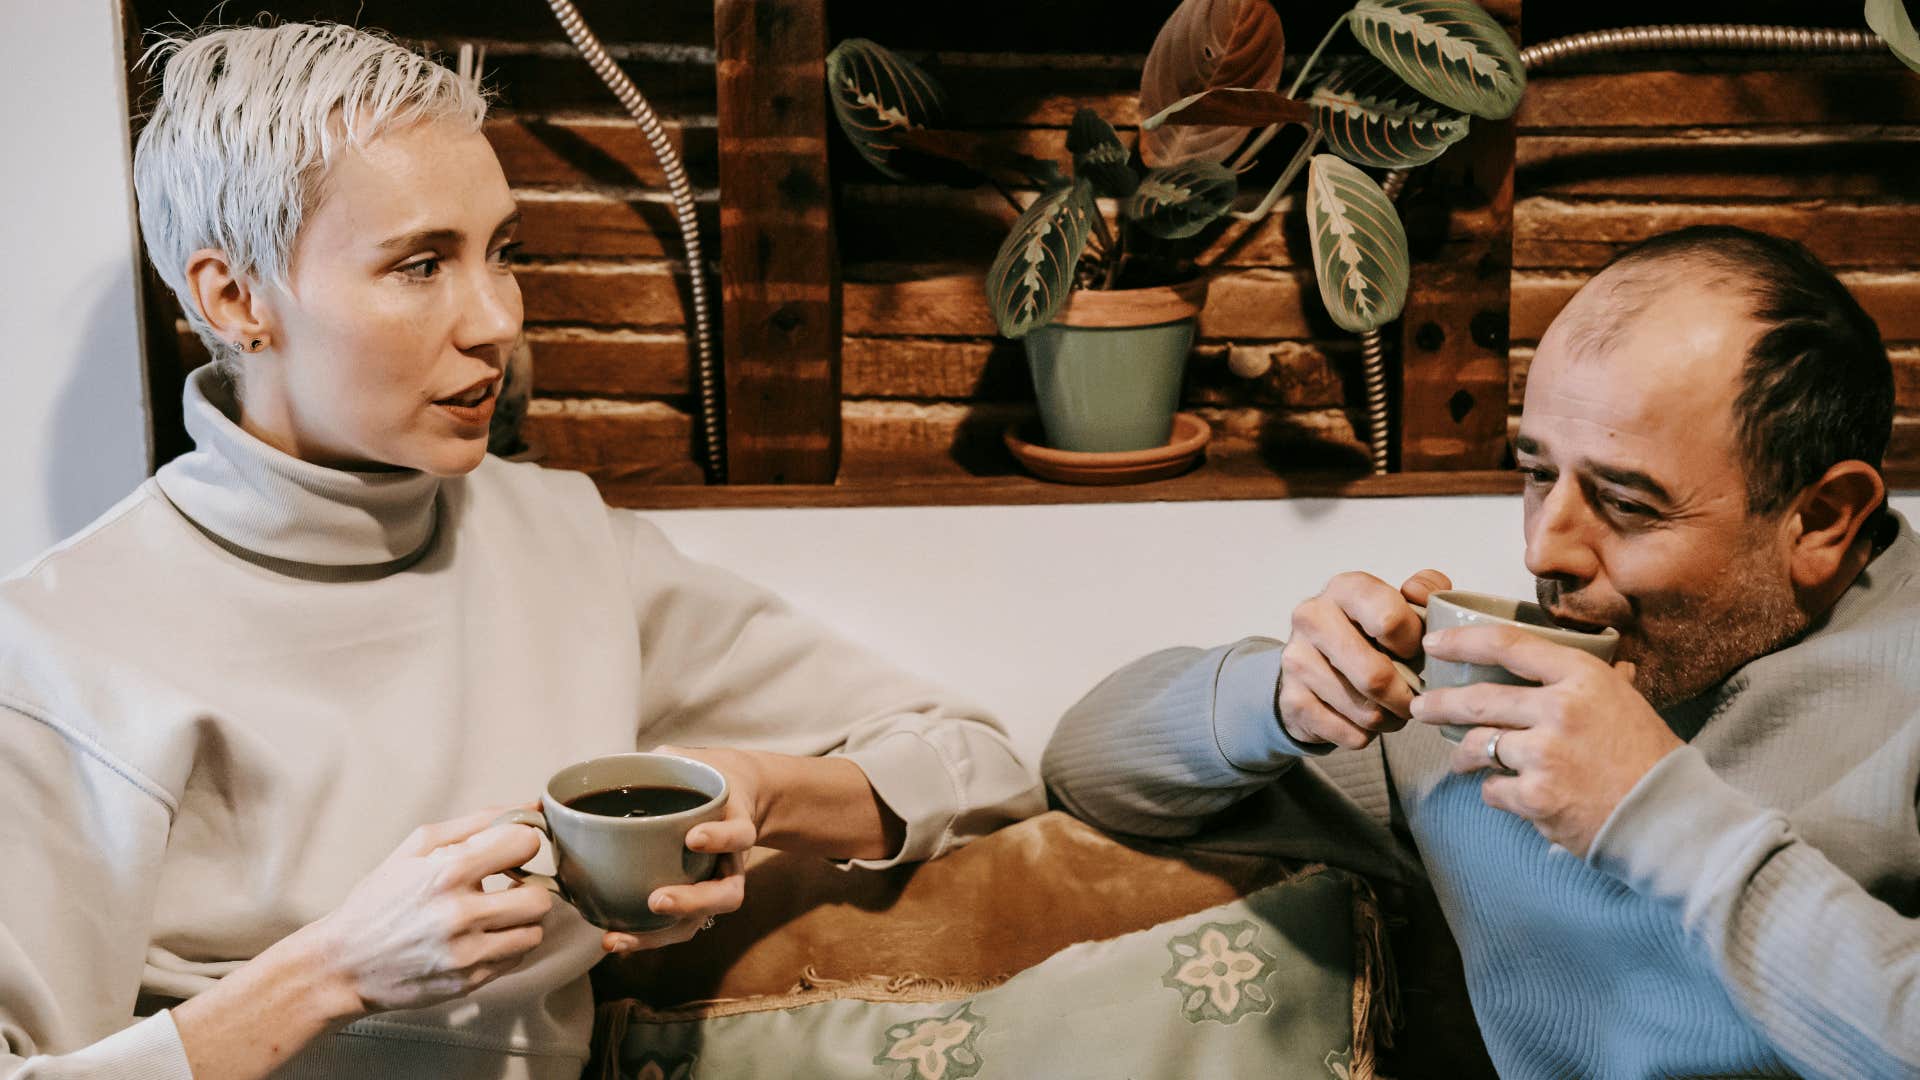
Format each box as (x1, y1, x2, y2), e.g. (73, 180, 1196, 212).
(0, 366, 1043, 1078)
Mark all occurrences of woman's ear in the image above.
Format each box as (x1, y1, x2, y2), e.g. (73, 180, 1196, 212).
(1786, 460, 1886, 593)
(184, 247, 272, 350)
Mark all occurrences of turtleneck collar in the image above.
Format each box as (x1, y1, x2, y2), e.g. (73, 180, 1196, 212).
(155, 365, 441, 569)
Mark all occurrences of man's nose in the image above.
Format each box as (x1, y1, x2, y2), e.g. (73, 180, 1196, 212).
(1524, 478, 1601, 584)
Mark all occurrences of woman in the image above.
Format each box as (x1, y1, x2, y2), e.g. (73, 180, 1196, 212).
(0, 21, 1041, 1079)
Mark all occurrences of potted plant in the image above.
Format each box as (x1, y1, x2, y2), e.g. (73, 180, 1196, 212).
(826, 0, 1525, 460)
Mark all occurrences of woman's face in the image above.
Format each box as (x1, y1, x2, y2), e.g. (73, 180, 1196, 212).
(242, 118, 523, 476)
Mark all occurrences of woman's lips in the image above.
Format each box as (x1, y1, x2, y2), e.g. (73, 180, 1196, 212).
(433, 380, 498, 426)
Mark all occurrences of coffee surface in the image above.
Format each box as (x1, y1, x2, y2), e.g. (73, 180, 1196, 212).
(565, 784, 710, 819)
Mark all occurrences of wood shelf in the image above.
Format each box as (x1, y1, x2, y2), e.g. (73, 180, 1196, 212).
(597, 462, 1920, 511)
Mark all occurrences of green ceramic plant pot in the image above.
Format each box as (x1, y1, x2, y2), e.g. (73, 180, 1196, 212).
(1022, 278, 1208, 453)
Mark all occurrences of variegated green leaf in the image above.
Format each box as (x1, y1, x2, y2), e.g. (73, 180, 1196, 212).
(985, 183, 1097, 339)
(1311, 56, 1471, 168)
(1306, 155, 1409, 333)
(1349, 0, 1524, 120)
(826, 39, 947, 180)
(1124, 161, 1238, 240)
(1866, 0, 1920, 74)
(1068, 108, 1138, 198)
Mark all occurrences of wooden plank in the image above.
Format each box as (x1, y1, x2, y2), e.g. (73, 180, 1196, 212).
(128, 1, 720, 44)
(841, 336, 1354, 408)
(487, 116, 719, 192)
(513, 190, 719, 260)
(517, 263, 690, 327)
(521, 398, 703, 483)
(715, 0, 841, 484)
(1517, 67, 1920, 131)
(453, 49, 714, 115)
(1516, 132, 1920, 200)
(1510, 345, 1920, 411)
(1514, 199, 1920, 270)
(525, 327, 691, 397)
(1397, 61, 1518, 472)
(1512, 271, 1920, 343)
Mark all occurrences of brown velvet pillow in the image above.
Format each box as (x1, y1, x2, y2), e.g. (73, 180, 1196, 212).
(590, 811, 1394, 1077)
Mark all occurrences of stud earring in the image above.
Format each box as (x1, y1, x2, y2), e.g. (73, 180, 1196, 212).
(247, 339, 264, 353)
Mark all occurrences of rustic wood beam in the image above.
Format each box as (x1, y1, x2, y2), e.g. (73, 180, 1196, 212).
(714, 0, 841, 484)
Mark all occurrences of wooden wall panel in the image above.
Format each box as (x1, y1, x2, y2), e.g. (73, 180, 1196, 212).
(131, 0, 1920, 493)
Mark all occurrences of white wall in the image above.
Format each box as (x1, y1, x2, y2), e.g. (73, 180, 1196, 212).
(647, 493, 1920, 763)
(0, 0, 151, 574)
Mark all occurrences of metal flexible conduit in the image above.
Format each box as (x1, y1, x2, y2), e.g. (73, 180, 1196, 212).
(1358, 23, 1886, 476)
(545, 0, 726, 482)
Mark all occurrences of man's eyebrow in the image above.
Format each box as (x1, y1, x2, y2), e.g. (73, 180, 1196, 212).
(1514, 434, 1673, 504)
(1588, 462, 1675, 505)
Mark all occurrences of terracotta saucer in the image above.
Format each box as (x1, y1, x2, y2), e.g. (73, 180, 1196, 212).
(1004, 412, 1211, 485)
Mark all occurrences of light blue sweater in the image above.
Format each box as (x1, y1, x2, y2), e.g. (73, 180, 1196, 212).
(1043, 518, 1920, 1079)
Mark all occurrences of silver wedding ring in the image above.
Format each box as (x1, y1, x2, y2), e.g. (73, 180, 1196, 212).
(1486, 730, 1506, 770)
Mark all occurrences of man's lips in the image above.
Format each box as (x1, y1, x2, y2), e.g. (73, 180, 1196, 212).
(1545, 608, 1614, 634)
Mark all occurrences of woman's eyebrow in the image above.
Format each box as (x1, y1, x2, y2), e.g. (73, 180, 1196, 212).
(490, 210, 521, 240)
(376, 226, 461, 252)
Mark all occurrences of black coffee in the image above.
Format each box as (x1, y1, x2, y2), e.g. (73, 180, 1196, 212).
(565, 784, 710, 819)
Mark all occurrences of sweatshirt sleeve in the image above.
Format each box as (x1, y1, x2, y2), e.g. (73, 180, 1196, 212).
(609, 511, 1044, 868)
(0, 701, 190, 1079)
(1040, 638, 1422, 885)
(1587, 746, 1920, 1076)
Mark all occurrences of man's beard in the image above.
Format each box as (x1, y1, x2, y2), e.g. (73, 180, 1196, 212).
(1535, 544, 1810, 711)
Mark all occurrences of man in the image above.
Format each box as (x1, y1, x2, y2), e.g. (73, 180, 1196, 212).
(1043, 226, 1918, 1078)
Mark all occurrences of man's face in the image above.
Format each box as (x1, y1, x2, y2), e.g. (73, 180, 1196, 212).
(1517, 269, 1806, 709)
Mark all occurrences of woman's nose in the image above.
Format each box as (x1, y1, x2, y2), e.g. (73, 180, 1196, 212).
(457, 266, 523, 351)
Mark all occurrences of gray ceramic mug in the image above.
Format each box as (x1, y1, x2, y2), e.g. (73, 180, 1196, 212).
(1389, 590, 1620, 743)
(492, 752, 728, 932)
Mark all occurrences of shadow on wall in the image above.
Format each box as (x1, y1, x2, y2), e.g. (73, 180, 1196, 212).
(43, 261, 149, 543)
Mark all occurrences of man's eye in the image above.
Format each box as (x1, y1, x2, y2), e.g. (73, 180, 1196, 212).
(1517, 465, 1554, 486)
(1600, 493, 1653, 518)
(398, 257, 440, 280)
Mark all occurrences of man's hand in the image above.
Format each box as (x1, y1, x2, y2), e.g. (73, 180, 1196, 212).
(1279, 568, 1452, 749)
(1411, 624, 1683, 857)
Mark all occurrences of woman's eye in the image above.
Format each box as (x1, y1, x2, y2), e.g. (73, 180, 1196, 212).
(398, 257, 440, 281)
(490, 242, 524, 268)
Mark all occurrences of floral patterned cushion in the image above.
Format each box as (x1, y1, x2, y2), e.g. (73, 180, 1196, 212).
(588, 814, 1381, 1080)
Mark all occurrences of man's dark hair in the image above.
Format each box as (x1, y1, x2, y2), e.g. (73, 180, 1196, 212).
(1604, 226, 1893, 530)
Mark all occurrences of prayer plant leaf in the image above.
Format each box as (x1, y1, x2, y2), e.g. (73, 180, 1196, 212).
(1866, 0, 1920, 74)
(984, 182, 1097, 339)
(1141, 87, 1314, 130)
(826, 39, 947, 180)
(1067, 108, 1139, 198)
(1311, 56, 1472, 168)
(1348, 0, 1525, 120)
(1139, 0, 1287, 166)
(1124, 160, 1239, 240)
(1306, 155, 1410, 333)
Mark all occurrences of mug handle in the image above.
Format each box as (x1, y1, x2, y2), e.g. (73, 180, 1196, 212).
(488, 808, 566, 898)
(1386, 603, 1427, 695)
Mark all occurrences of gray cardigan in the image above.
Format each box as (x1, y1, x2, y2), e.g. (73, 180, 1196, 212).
(1045, 517, 1920, 1078)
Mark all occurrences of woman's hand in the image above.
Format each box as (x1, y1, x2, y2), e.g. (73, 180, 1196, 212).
(601, 746, 761, 955)
(298, 804, 555, 1013)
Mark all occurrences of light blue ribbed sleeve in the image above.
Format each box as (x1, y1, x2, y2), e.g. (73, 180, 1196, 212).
(1589, 747, 1920, 1078)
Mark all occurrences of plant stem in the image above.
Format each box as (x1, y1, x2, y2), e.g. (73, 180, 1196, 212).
(1286, 13, 1350, 98)
(989, 180, 1026, 217)
(1103, 227, 1129, 289)
(1229, 122, 1281, 172)
(1230, 128, 1323, 221)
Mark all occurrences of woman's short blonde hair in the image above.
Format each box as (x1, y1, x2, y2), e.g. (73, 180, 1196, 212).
(132, 22, 488, 374)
